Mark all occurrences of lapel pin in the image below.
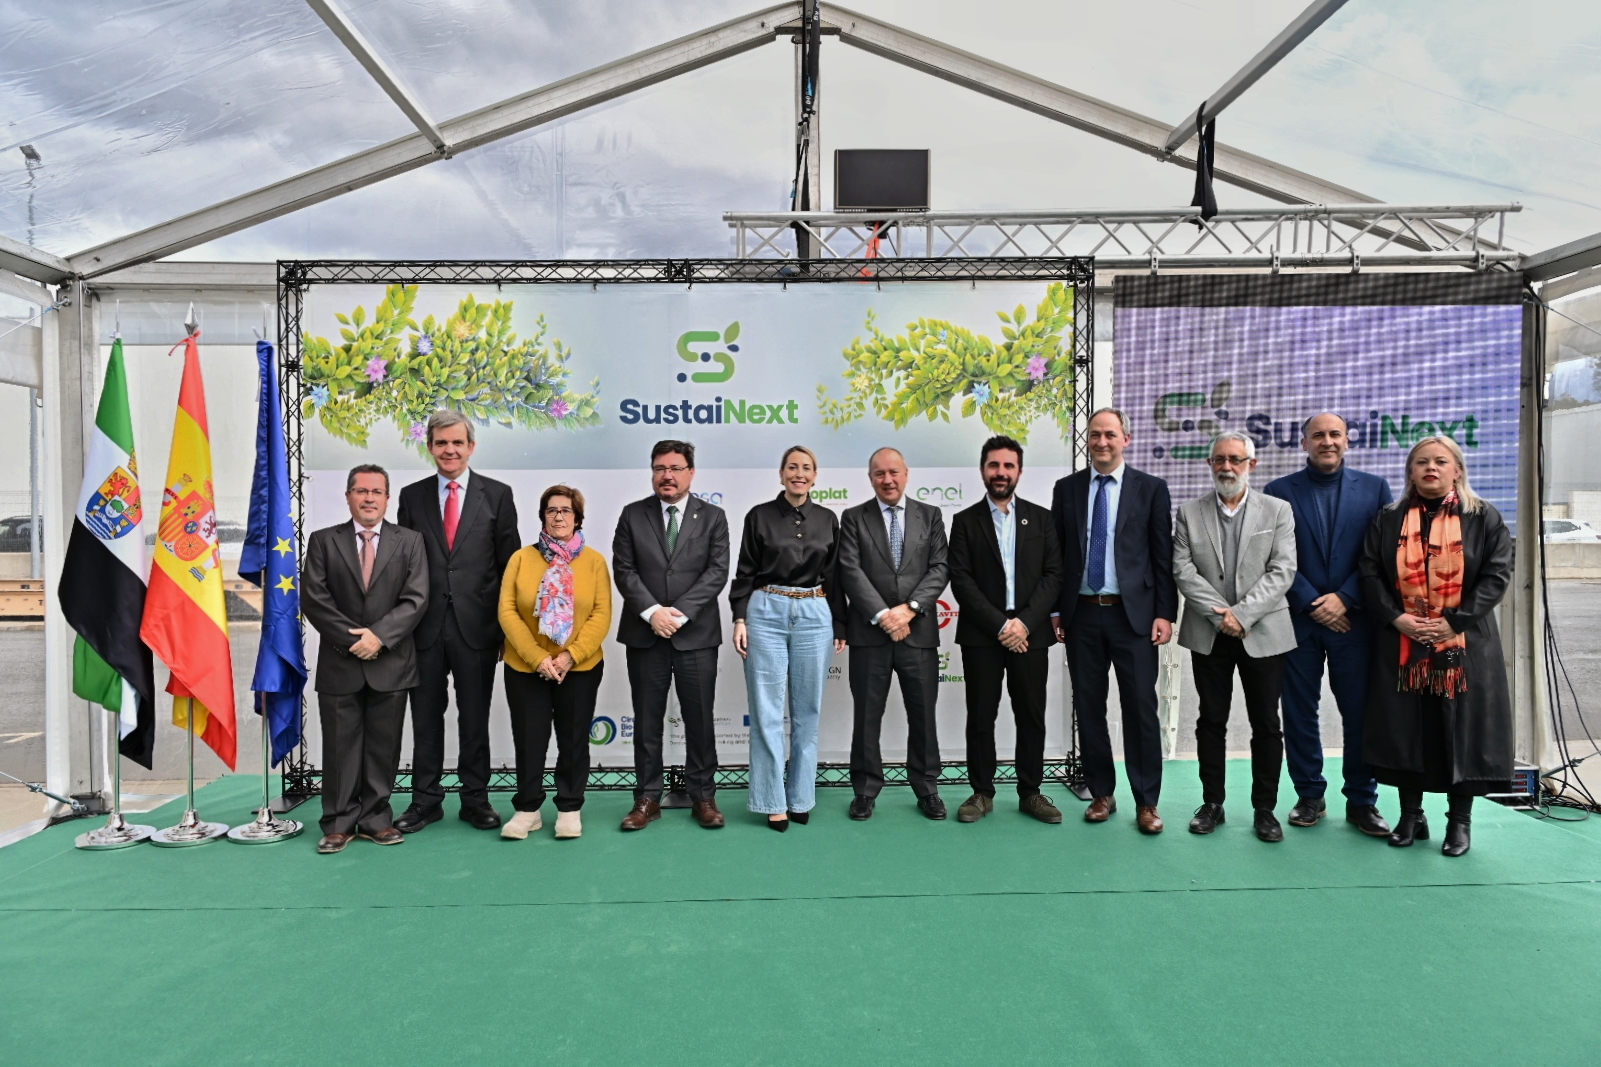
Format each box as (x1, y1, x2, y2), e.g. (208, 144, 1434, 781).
(1021, 518, 1029, 525)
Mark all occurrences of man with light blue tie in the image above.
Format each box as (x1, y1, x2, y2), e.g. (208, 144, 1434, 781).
(1051, 408, 1177, 834)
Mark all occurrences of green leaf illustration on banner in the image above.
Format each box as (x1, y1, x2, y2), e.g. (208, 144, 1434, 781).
(817, 282, 1076, 442)
(302, 284, 601, 453)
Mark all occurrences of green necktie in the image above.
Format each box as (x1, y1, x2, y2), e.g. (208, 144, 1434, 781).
(666, 505, 680, 554)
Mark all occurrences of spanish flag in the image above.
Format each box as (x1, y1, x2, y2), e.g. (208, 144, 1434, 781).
(140, 331, 236, 769)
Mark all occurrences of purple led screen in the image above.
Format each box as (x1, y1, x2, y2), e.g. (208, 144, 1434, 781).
(1113, 303, 1523, 532)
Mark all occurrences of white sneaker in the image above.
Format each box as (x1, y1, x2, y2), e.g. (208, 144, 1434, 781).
(500, 810, 543, 840)
(554, 811, 582, 839)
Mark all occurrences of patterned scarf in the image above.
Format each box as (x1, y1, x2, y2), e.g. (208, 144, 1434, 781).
(1394, 490, 1468, 697)
(534, 530, 584, 648)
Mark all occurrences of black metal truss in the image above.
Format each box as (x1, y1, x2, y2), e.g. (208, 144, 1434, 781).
(276, 257, 1094, 804)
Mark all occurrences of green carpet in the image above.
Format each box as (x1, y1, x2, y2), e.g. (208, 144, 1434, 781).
(5, 760, 1600, 1065)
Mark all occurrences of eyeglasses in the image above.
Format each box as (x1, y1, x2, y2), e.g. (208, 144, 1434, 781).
(544, 507, 575, 517)
(1207, 455, 1252, 468)
(651, 465, 690, 475)
(348, 488, 388, 498)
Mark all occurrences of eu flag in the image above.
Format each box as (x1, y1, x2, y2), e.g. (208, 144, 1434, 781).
(240, 340, 308, 765)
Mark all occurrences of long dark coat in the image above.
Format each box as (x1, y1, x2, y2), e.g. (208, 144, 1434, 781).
(1358, 501, 1515, 787)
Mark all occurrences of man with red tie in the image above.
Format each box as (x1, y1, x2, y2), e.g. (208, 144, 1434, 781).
(395, 411, 522, 832)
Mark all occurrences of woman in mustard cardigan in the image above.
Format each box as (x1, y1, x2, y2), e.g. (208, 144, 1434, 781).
(498, 484, 613, 841)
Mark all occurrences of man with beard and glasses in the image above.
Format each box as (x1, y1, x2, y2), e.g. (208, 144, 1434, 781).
(1051, 408, 1177, 834)
(1172, 431, 1298, 842)
(948, 435, 1062, 825)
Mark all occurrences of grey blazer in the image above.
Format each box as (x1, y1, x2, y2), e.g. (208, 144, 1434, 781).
(301, 520, 430, 694)
(610, 494, 730, 651)
(1172, 489, 1298, 658)
(837, 497, 950, 648)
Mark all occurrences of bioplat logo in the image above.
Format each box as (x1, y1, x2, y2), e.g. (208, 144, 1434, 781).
(617, 322, 803, 426)
(1148, 380, 1483, 461)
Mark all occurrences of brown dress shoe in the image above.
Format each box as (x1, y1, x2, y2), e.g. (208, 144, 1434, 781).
(1136, 806, 1164, 834)
(1084, 796, 1117, 822)
(620, 797, 662, 832)
(692, 799, 725, 829)
(359, 826, 404, 845)
(316, 832, 353, 854)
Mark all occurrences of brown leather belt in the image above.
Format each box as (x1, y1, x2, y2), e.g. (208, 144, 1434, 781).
(761, 586, 827, 599)
(1080, 593, 1122, 606)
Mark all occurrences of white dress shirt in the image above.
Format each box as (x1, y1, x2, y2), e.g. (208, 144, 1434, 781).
(437, 467, 471, 514)
(988, 496, 1018, 620)
(870, 497, 908, 625)
(1079, 462, 1125, 596)
(351, 518, 381, 554)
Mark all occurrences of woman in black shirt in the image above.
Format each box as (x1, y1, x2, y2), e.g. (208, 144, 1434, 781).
(730, 445, 847, 830)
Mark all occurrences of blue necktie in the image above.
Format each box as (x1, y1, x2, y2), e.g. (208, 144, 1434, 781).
(1087, 474, 1112, 592)
(888, 506, 903, 571)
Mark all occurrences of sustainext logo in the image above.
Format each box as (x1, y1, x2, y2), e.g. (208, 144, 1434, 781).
(618, 322, 803, 426)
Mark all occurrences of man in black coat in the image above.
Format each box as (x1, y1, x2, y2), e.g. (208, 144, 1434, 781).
(302, 465, 430, 854)
(837, 447, 951, 820)
(1051, 407, 1177, 835)
(394, 411, 521, 833)
(948, 435, 1063, 824)
(611, 439, 731, 831)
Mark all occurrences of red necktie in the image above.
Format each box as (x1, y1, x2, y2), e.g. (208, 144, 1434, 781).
(444, 481, 461, 551)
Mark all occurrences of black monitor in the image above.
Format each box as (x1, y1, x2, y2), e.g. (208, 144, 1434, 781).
(833, 149, 930, 211)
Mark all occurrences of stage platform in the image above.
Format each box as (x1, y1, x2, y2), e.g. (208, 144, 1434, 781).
(5, 759, 1600, 1065)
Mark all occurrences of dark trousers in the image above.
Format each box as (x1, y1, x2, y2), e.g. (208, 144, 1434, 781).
(409, 608, 499, 811)
(1192, 634, 1286, 811)
(626, 643, 719, 801)
(504, 661, 604, 813)
(318, 686, 408, 837)
(1281, 621, 1378, 807)
(849, 642, 942, 798)
(1066, 601, 1164, 807)
(963, 644, 1048, 798)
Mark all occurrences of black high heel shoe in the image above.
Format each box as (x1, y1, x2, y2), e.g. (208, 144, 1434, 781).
(766, 816, 789, 833)
(1387, 810, 1429, 847)
(787, 810, 810, 825)
(1441, 817, 1471, 857)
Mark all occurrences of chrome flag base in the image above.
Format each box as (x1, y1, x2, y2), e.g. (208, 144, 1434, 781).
(76, 811, 156, 850)
(227, 809, 302, 844)
(151, 807, 228, 847)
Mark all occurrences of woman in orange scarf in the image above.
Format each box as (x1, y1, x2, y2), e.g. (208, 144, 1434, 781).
(1358, 436, 1513, 857)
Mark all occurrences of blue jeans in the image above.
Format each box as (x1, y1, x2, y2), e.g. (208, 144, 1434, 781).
(1281, 621, 1378, 808)
(743, 588, 833, 814)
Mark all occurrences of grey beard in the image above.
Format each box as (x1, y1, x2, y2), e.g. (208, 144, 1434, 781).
(1213, 470, 1249, 497)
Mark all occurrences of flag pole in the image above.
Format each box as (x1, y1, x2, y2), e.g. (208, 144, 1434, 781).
(227, 694, 302, 843)
(75, 701, 155, 850)
(151, 697, 228, 846)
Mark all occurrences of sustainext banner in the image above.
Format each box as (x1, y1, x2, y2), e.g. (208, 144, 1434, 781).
(302, 280, 1083, 768)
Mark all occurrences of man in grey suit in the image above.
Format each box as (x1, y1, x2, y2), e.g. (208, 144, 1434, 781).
(302, 464, 430, 854)
(1173, 431, 1298, 843)
(611, 440, 731, 831)
(837, 447, 951, 820)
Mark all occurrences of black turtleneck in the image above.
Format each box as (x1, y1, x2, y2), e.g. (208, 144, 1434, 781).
(1306, 462, 1342, 548)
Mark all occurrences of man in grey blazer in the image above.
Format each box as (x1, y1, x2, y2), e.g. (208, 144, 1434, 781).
(1173, 432, 1298, 842)
(302, 464, 430, 854)
(611, 440, 731, 830)
(837, 447, 951, 820)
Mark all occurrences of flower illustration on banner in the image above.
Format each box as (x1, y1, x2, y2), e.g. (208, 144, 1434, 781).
(817, 281, 1076, 443)
(302, 284, 601, 454)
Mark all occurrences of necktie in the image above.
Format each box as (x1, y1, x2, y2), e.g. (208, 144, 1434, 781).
(358, 529, 376, 590)
(666, 505, 680, 555)
(1086, 474, 1112, 592)
(888, 505, 903, 571)
(443, 480, 461, 551)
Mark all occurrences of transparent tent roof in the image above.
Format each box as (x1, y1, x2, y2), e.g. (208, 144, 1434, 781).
(3, 0, 1597, 263)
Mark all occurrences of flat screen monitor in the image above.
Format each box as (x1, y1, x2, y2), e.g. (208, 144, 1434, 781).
(833, 149, 929, 211)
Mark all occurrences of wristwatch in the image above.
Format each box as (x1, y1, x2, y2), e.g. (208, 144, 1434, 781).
(908, 600, 922, 615)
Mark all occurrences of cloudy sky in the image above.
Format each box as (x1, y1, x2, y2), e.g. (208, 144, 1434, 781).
(2, 0, 1598, 262)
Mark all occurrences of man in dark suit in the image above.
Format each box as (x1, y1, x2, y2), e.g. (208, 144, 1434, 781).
(302, 465, 430, 854)
(394, 411, 521, 833)
(1051, 407, 1177, 835)
(837, 447, 951, 821)
(1264, 412, 1394, 838)
(611, 439, 731, 831)
(948, 435, 1062, 824)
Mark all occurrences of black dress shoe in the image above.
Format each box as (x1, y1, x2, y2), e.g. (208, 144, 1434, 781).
(848, 795, 875, 821)
(394, 806, 442, 834)
(1188, 802, 1225, 835)
(918, 794, 948, 821)
(459, 805, 502, 831)
(1288, 796, 1326, 827)
(1254, 809, 1284, 842)
(787, 809, 810, 825)
(1387, 810, 1429, 847)
(1441, 817, 1471, 857)
(1346, 804, 1392, 838)
(767, 816, 789, 832)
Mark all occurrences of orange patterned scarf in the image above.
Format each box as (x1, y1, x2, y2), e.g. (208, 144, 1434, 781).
(1394, 490, 1468, 697)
